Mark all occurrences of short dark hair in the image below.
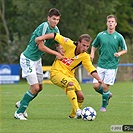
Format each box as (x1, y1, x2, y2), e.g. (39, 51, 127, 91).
(48, 8, 61, 17)
(78, 34, 92, 42)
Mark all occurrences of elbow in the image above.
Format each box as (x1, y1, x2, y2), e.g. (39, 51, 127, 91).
(35, 37, 40, 44)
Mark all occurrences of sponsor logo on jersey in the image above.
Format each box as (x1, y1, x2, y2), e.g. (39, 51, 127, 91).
(64, 37, 69, 42)
(61, 57, 74, 66)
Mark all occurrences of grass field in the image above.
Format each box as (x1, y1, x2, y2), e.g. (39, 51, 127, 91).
(0, 81, 133, 133)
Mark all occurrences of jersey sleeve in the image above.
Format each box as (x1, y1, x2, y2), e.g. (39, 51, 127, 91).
(92, 32, 103, 48)
(119, 35, 127, 50)
(42, 22, 48, 35)
(55, 26, 60, 34)
(54, 33, 73, 48)
(82, 53, 96, 73)
(53, 26, 60, 45)
(33, 23, 45, 37)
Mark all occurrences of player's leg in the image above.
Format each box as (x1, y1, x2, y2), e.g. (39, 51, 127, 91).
(93, 82, 111, 111)
(50, 72, 81, 118)
(66, 83, 81, 117)
(15, 76, 41, 120)
(100, 69, 117, 111)
(15, 79, 43, 118)
(69, 91, 84, 118)
(92, 67, 105, 94)
(14, 55, 43, 120)
(92, 67, 115, 112)
(69, 79, 84, 118)
(77, 91, 84, 109)
(100, 84, 110, 111)
(30, 62, 44, 101)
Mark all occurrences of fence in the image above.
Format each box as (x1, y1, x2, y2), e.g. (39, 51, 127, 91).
(42, 63, 133, 84)
(78, 63, 133, 83)
(117, 63, 133, 81)
(42, 66, 52, 84)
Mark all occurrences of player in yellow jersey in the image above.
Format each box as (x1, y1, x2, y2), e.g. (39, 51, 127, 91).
(35, 33, 103, 118)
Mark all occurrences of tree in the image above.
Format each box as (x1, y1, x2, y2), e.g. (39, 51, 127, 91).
(0, 0, 133, 64)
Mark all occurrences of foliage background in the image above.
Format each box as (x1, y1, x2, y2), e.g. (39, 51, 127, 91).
(0, 0, 133, 65)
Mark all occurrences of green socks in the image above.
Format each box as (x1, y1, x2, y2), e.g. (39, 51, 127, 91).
(102, 90, 110, 108)
(31, 93, 38, 101)
(17, 90, 35, 114)
(96, 85, 103, 94)
(95, 85, 110, 108)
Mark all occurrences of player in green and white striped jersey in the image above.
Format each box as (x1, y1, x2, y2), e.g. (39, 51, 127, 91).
(14, 8, 63, 120)
(90, 15, 127, 112)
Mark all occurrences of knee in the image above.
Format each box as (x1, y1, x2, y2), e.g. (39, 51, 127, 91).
(67, 82, 74, 87)
(66, 82, 74, 91)
(30, 84, 42, 94)
(65, 82, 75, 94)
(93, 83, 100, 90)
(34, 87, 40, 93)
(39, 84, 43, 92)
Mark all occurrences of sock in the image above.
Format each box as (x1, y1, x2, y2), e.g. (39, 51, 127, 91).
(69, 109, 76, 118)
(102, 90, 110, 108)
(96, 85, 103, 95)
(69, 99, 83, 117)
(17, 90, 35, 114)
(31, 93, 38, 101)
(66, 86, 79, 114)
(78, 99, 83, 109)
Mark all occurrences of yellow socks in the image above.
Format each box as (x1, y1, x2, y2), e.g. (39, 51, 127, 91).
(66, 86, 79, 116)
(69, 99, 83, 118)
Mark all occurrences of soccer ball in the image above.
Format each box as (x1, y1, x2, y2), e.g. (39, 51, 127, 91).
(81, 107, 96, 121)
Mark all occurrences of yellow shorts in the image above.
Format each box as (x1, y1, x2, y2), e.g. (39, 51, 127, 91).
(50, 71, 81, 91)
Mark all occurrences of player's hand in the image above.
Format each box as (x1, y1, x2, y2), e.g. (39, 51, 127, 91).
(56, 45, 65, 56)
(114, 52, 120, 57)
(56, 53, 64, 60)
(98, 79, 103, 84)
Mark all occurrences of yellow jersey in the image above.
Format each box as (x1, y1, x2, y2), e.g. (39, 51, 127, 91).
(50, 33, 96, 77)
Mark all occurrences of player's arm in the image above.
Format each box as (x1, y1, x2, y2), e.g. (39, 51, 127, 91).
(88, 65, 102, 84)
(114, 50, 127, 57)
(114, 36, 128, 57)
(36, 33, 65, 56)
(35, 34, 63, 60)
(35, 33, 55, 44)
(90, 71, 102, 84)
(83, 55, 102, 83)
(36, 33, 66, 45)
(56, 44, 65, 56)
(90, 46, 97, 62)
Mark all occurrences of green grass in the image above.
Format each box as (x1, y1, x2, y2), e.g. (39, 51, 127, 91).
(0, 81, 133, 133)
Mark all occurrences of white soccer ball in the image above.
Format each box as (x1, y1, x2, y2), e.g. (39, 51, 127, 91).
(81, 107, 96, 121)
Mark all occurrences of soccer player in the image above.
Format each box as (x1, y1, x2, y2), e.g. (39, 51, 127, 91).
(35, 33, 103, 118)
(90, 15, 127, 112)
(14, 8, 63, 120)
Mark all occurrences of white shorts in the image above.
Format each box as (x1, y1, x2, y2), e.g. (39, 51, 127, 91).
(93, 67, 117, 85)
(20, 53, 43, 85)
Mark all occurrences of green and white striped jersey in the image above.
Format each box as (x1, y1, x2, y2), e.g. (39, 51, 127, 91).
(92, 30, 127, 69)
(23, 22, 60, 61)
